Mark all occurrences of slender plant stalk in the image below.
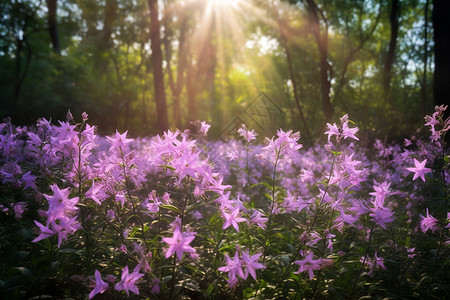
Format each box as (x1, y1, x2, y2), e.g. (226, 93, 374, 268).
(269, 152, 339, 298)
(120, 148, 150, 252)
(253, 151, 280, 298)
(433, 132, 448, 275)
(350, 223, 375, 300)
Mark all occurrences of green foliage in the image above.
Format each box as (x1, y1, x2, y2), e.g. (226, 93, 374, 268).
(0, 0, 435, 139)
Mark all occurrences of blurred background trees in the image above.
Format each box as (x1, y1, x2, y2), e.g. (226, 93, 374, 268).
(0, 0, 447, 141)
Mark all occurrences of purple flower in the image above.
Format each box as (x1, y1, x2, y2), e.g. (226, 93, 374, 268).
(249, 210, 268, 229)
(325, 114, 359, 142)
(242, 250, 266, 280)
(294, 251, 322, 280)
(407, 158, 432, 182)
(162, 226, 196, 260)
(106, 130, 133, 152)
(424, 105, 450, 143)
(12, 202, 27, 219)
(374, 251, 386, 271)
(369, 181, 391, 208)
(32, 221, 55, 243)
(151, 279, 160, 294)
(263, 129, 302, 160)
(406, 247, 417, 259)
(52, 215, 81, 247)
(141, 190, 161, 213)
(369, 206, 395, 230)
(20, 171, 37, 190)
(341, 122, 359, 141)
(192, 210, 203, 220)
(361, 252, 386, 277)
(325, 123, 339, 141)
(420, 208, 439, 233)
(43, 184, 79, 225)
(238, 125, 257, 143)
(114, 265, 144, 296)
(89, 270, 109, 299)
(222, 207, 246, 232)
(218, 251, 245, 287)
(199, 121, 211, 136)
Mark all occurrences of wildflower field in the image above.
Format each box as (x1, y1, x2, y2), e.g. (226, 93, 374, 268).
(0, 107, 449, 299)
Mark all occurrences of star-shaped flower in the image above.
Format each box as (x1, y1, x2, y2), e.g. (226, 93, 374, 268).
(162, 226, 196, 260)
(218, 251, 245, 282)
(420, 208, 439, 233)
(106, 130, 133, 152)
(222, 207, 246, 232)
(242, 250, 266, 280)
(32, 220, 55, 243)
(89, 270, 109, 299)
(114, 265, 144, 296)
(407, 158, 432, 182)
(294, 251, 322, 280)
(325, 123, 339, 141)
(369, 206, 395, 230)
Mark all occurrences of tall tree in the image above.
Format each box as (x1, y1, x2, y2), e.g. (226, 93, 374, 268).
(148, 0, 169, 132)
(432, 0, 450, 109)
(304, 0, 334, 123)
(272, 0, 312, 143)
(421, 0, 429, 113)
(11, 0, 41, 110)
(46, 0, 60, 53)
(383, 0, 399, 104)
(163, 15, 189, 129)
(102, 0, 117, 49)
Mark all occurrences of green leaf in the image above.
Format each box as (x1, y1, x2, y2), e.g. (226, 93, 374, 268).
(264, 193, 273, 201)
(250, 182, 274, 191)
(160, 164, 176, 171)
(206, 281, 217, 296)
(58, 248, 82, 255)
(159, 204, 181, 214)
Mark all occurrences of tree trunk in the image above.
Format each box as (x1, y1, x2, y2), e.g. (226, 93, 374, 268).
(383, 0, 399, 105)
(102, 0, 117, 49)
(272, 0, 312, 143)
(46, 0, 60, 54)
(148, 0, 169, 132)
(305, 0, 334, 123)
(162, 19, 187, 129)
(173, 21, 188, 129)
(207, 35, 218, 126)
(432, 0, 450, 110)
(421, 0, 429, 114)
(186, 60, 198, 122)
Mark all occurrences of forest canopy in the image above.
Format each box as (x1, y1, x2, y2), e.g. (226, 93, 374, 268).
(1, 0, 449, 142)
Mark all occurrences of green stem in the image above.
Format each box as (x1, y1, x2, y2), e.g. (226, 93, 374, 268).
(261, 153, 280, 262)
(169, 254, 177, 300)
(254, 152, 280, 298)
(209, 227, 227, 296)
(120, 148, 150, 252)
(269, 152, 339, 298)
(350, 223, 375, 300)
(433, 133, 449, 277)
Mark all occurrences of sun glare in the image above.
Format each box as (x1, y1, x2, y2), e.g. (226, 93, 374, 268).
(208, 0, 241, 8)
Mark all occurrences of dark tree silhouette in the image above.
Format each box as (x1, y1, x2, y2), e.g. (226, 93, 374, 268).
(383, 0, 399, 104)
(46, 0, 60, 53)
(148, 0, 169, 132)
(433, 0, 450, 110)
